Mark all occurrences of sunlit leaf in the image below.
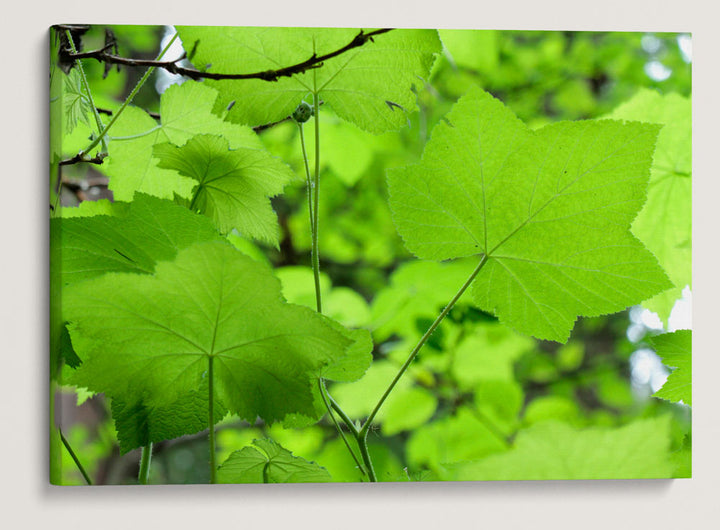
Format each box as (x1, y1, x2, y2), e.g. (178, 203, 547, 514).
(176, 27, 441, 133)
(154, 134, 295, 245)
(650, 329, 691, 406)
(609, 90, 692, 323)
(388, 86, 671, 342)
(441, 417, 674, 480)
(101, 82, 264, 201)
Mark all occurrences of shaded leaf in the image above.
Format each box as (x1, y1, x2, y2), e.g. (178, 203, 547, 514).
(217, 439, 331, 483)
(111, 378, 228, 454)
(54, 193, 222, 286)
(65, 241, 356, 425)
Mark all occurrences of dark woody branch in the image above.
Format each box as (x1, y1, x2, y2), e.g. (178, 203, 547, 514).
(65, 28, 394, 82)
(59, 152, 107, 166)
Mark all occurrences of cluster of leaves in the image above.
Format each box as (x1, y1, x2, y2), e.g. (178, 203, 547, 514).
(50, 25, 691, 485)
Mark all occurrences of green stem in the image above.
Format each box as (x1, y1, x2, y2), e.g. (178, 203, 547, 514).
(328, 395, 359, 437)
(297, 122, 315, 244)
(299, 104, 366, 477)
(360, 254, 489, 438)
(59, 428, 92, 485)
(208, 355, 217, 484)
(318, 380, 367, 477)
(138, 443, 153, 484)
(357, 431, 377, 482)
(64, 30, 107, 153)
(352, 255, 488, 482)
(310, 90, 322, 314)
(80, 32, 178, 157)
(109, 125, 162, 141)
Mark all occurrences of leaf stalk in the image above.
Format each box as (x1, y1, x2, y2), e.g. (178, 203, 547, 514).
(208, 355, 217, 484)
(356, 254, 490, 476)
(138, 443, 153, 484)
(59, 428, 93, 485)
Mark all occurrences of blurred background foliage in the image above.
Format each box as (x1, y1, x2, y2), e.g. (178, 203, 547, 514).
(54, 26, 691, 484)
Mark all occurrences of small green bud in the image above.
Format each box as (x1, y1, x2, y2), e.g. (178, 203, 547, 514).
(292, 101, 314, 123)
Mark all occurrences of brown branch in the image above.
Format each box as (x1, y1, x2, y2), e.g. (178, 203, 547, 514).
(59, 152, 107, 166)
(66, 28, 394, 82)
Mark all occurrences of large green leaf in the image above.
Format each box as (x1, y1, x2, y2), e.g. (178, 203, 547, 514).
(53, 193, 222, 408)
(608, 90, 692, 323)
(111, 379, 228, 454)
(101, 82, 265, 201)
(649, 329, 692, 406)
(153, 134, 296, 245)
(175, 27, 441, 133)
(388, 86, 671, 342)
(65, 241, 359, 425)
(441, 417, 674, 480)
(55, 193, 222, 286)
(217, 439, 331, 483)
(275, 265, 373, 382)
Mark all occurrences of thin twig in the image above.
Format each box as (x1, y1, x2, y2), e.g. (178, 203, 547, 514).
(59, 428, 93, 485)
(59, 152, 107, 166)
(66, 28, 394, 82)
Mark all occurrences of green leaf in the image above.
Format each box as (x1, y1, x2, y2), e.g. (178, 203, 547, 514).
(111, 380, 228, 454)
(153, 134, 295, 245)
(381, 386, 438, 436)
(310, 437, 404, 482)
(406, 407, 508, 471)
(101, 82, 264, 201)
(671, 433, 691, 478)
(217, 439, 331, 484)
(276, 266, 371, 328)
(388, 86, 671, 342)
(441, 417, 674, 480)
(473, 380, 524, 435)
(331, 360, 436, 434)
(226, 231, 272, 265)
(60, 198, 116, 218)
(271, 266, 372, 384)
(522, 395, 583, 427)
(608, 90, 692, 323)
(65, 241, 354, 425)
(371, 259, 477, 342)
(451, 322, 533, 388)
(63, 69, 93, 134)
(438, 30, 499, 73)
(176, 27, 441, 133)
(649, 329, 691, 406)
(55, 193, 222, 286)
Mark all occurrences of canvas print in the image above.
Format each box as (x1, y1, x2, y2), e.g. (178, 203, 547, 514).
(49, 25, 692, 485)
